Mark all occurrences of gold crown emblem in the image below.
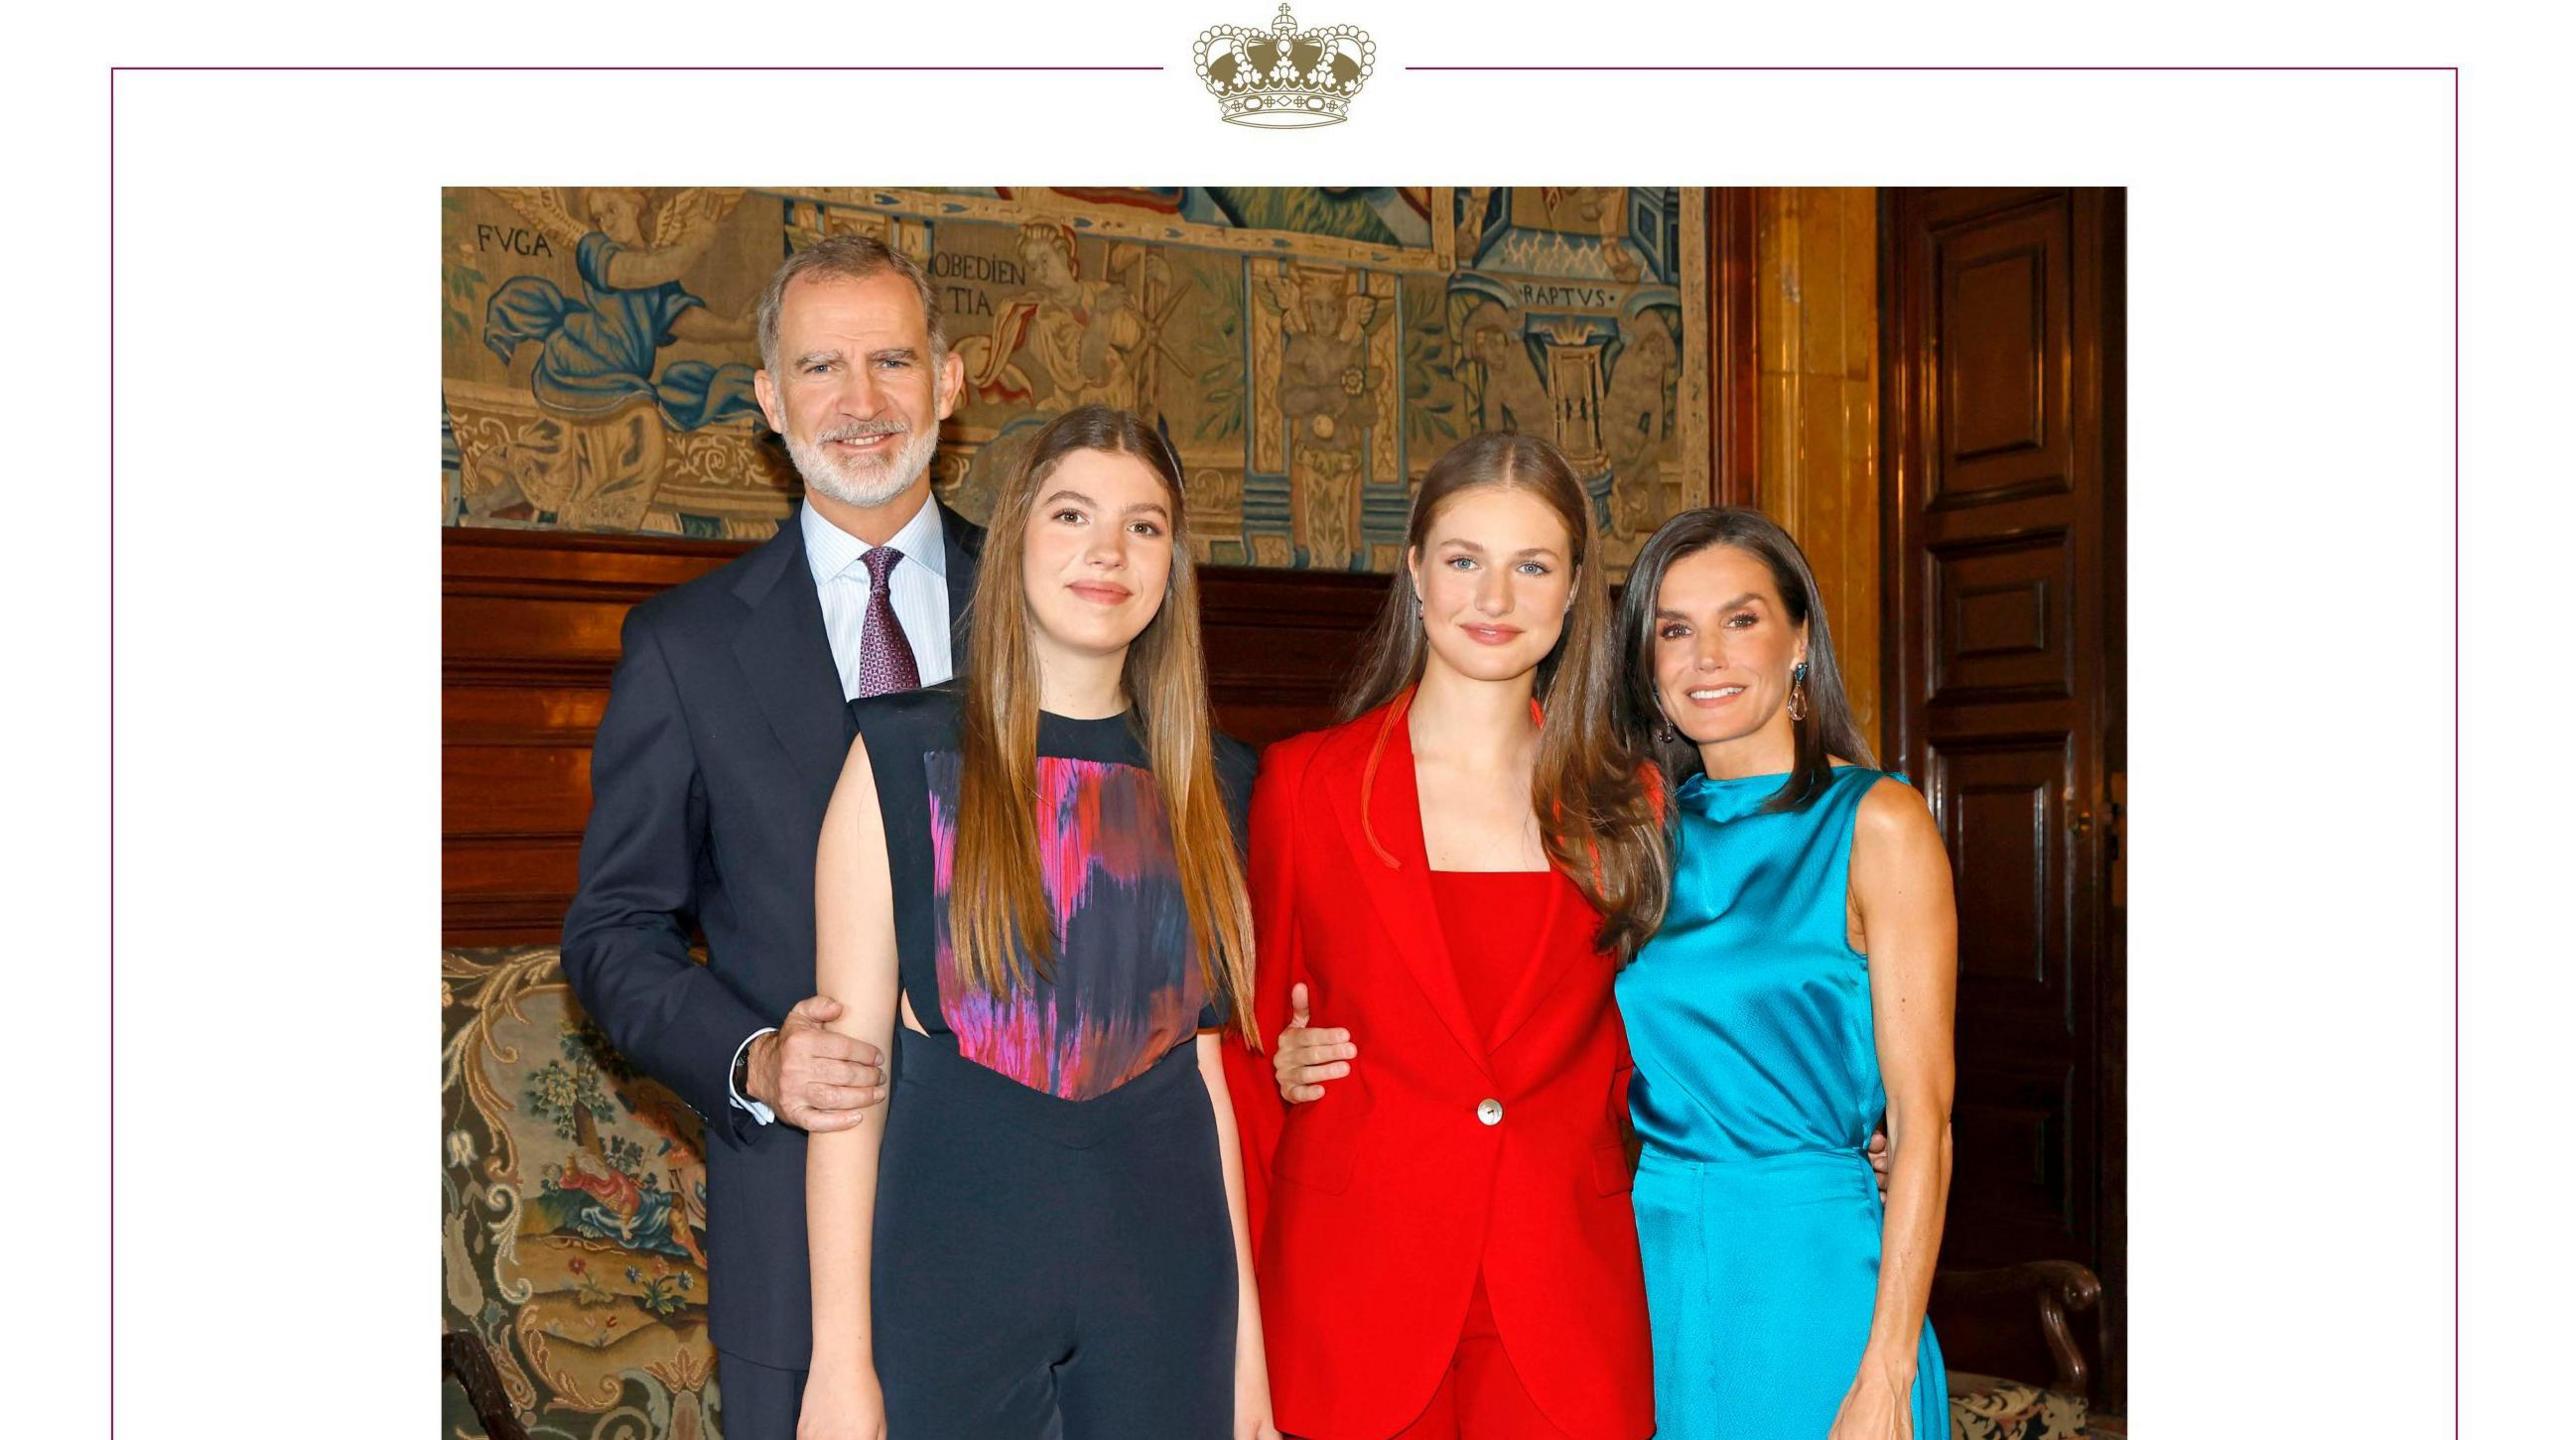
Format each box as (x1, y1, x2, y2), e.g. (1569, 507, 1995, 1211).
(1194, 4, 1375, 129)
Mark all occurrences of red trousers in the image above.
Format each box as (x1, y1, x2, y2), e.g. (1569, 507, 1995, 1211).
(1385, 1277, 1575, 1440)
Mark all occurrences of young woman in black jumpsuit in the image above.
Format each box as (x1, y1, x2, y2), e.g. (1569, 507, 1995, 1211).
(799, 406, 1278, 1440)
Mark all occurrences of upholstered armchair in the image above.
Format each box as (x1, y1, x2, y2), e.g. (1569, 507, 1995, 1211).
(443, 946, 720, 1440)
(1937, 1260, 2118, 1440)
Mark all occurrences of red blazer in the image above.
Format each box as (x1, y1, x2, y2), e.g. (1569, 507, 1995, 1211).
(1226, 698, 1653, 1440)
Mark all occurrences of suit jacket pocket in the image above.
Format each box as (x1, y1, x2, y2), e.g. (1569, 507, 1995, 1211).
(1272, 1095, 1362, 1196)
(1591, 1136, 1635, 1197)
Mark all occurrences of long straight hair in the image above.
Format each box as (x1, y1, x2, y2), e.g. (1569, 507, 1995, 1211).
(1612, 506, 1875, 812)
(948, 405, 1259, 1044)
(1341, 432, 1668, 958)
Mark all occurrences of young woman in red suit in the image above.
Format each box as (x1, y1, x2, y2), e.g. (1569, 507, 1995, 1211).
(1222, 432, 1669, 1440)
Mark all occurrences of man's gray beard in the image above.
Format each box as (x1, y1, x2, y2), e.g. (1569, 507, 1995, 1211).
(785, 419, 939, 510)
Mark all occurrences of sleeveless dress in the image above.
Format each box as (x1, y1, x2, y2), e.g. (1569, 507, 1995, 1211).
(1614, 765, 1949, 1440)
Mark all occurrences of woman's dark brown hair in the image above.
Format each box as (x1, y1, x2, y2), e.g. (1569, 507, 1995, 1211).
(949, 405, 1258, 1043)
(1341, 432, 1668, 958)
(1613, 505, 1875, 813)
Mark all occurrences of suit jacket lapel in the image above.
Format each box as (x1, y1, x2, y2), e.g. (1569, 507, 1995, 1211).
(1327, 705, 1493, 1078)
(728, 517, 849, 793)
(939, 500, 983, 670)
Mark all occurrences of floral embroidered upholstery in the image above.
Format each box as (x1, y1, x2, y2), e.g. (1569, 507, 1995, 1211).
(1949, 1371, 2093, 1440)
(444, 946, 722, 1440)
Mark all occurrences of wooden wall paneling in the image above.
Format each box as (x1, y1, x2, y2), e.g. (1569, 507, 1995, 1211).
(1753, 187, 1883, 755)
(444, 531, 743, 945)
(1703, 187, 1761, 510)
(443, 527, 1389, 945)
(1197, 564, 1391, 746)
(2094, 188, 2128, 1413)
(1881, 186, 2125, 1405)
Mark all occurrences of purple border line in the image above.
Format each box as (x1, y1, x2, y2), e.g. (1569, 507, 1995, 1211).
(1382, 62, 2472, 1432)
(101, 61, 2465, 1437)
(109, 65, 1162, 72)
(102, 60, 1166, 1439)
(1406, 64, 2455, 71)
(106, 66, 115, 1440)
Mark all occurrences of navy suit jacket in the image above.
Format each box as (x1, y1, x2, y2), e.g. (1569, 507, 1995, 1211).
(560, 498, 984, 1367)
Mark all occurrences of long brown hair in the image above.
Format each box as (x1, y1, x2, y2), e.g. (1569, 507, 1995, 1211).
(947, 406, 1259, 1043)
(1341, 432, 1668, 958)
(1613, 506, 1876, 812)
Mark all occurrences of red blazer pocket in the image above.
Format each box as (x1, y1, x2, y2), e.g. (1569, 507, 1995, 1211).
(1591, 1137, 1635, 1196)
(1273, 1090, 1365, 1196)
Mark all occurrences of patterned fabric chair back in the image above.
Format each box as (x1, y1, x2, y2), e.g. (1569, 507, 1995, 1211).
(445, 947, 720, 1440)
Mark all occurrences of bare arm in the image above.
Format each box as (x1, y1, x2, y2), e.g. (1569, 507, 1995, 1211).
(1832, 779, 1959, 1438)
(802, 737, 898, 1439)
(1199, 1034, 1279, 1440)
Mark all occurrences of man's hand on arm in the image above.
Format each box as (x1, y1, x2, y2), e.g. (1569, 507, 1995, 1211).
(1273, 982, 1356, 1104)
(742, 995, 887, 1131)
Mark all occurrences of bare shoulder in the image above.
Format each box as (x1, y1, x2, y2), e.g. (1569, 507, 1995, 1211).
(1851, 774, 1947, 865)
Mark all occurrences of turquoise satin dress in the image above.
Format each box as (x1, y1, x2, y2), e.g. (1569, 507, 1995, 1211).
(1617, 765, 1948, 1439)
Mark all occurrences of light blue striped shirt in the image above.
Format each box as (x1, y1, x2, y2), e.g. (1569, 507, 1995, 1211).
(799, 496, 955, 700)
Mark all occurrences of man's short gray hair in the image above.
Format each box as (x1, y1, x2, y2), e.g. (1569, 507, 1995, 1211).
(754, 233, 943, 373)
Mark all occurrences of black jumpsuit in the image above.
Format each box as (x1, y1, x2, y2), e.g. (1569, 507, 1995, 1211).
(850, 683, 1255, 1438)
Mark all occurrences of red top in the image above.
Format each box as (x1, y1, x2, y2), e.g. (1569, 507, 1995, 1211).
(1431, 868, 1558, 1042)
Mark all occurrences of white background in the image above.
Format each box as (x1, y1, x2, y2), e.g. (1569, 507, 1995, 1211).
(5, 0, 2544, 1433)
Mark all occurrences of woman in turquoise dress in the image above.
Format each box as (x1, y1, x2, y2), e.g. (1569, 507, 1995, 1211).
(1611, 507, 1958, 1440)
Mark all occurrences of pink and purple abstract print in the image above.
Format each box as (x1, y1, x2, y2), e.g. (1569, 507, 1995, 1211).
(924, 752, 1209, 1100)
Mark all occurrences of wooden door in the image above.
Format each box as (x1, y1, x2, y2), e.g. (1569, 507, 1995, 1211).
(1881, 187, 2126, 1401)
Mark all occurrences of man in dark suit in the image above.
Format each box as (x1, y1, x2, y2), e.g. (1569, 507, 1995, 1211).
(561, 233, 981, 1437)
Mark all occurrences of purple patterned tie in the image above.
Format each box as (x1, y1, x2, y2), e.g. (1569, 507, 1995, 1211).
(855, 546, 922, 697)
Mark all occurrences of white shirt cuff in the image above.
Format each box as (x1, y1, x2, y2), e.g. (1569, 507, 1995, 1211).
(728, 1026, 778, 1125)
